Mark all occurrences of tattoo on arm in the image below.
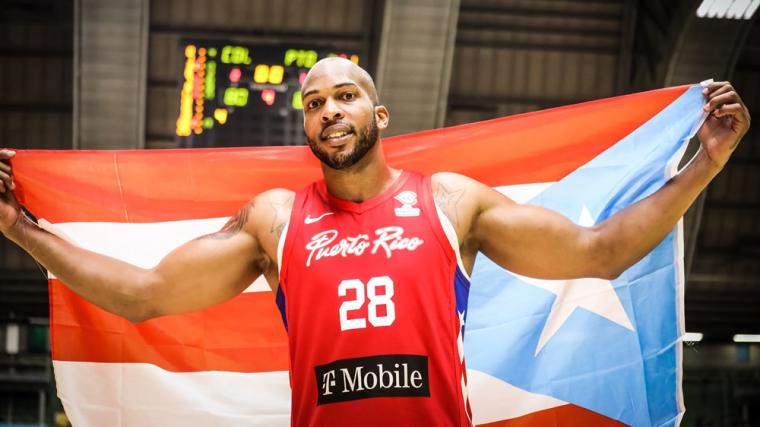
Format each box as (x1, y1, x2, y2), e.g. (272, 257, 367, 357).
(434, 183, 465, 225)
(269, 195, 294, 238)
(196, 200, 254, 241)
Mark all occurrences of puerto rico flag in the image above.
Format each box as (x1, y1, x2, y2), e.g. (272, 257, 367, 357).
(11, 83, 706, 426)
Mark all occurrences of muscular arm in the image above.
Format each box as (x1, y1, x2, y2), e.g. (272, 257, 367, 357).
(437, 81, 750, 280)
(3, 188, 293, 322)
(440, 150, 718, 280)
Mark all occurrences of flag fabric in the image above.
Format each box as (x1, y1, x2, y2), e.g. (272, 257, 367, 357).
(11, 84, 706, 427)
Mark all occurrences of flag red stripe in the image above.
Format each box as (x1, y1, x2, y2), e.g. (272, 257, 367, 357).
(50, 279, 289, 372)
(477, 404, 628, 427)
(12, 86, 688, 223)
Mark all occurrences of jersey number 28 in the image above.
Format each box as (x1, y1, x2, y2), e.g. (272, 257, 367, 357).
(338, 276, 395, 331)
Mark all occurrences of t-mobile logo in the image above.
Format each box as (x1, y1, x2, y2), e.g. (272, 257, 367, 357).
(321, 370, 337, 396)
(315, 354, 429, 404)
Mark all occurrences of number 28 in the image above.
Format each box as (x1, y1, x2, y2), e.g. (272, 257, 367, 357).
(338, 276, 395, 331)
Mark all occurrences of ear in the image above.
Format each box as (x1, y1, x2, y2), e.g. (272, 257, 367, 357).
(374, 105, 389, 130)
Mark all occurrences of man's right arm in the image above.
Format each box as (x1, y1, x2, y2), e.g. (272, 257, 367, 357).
(0, 150, 291, 322)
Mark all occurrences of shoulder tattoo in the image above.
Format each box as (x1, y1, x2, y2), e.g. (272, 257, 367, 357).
(269, 194, 294, 238)
(434, 182, 465, 226)
(196, 199, 255, 241)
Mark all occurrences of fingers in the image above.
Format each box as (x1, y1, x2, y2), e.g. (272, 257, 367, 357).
(702, 81, 737, 112)
(702, 80, 731, 95)
(712, 103, 746, 119)
(0, 149, 15, 194)
(0, 149, 16, 160)
(703, 84, 745, 114)
(703, 82, 733, 100)
(0, 169, 13, 193)
(0, 150, 15, 194)
(706, 91, 741, 111)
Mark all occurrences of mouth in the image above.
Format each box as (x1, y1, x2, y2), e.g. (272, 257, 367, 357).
(322, 131, 354, 146)
(321, 124, 355, 146)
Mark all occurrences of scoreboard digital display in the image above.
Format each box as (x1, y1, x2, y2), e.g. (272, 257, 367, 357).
(175, 41, 360, 147)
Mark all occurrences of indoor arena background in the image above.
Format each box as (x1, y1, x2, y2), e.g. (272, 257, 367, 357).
(0, 0, 758, 426)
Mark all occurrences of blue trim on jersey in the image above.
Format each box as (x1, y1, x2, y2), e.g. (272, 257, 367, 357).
(454, 266, 471, 337)
(275, 285, 288, 331)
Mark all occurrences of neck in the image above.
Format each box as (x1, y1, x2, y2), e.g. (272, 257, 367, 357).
(321, 142, 400, 202)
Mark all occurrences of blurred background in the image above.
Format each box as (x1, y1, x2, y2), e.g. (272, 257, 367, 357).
(0, 0, 758, 425)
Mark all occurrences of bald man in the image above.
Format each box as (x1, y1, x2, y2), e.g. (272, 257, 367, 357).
(0, 58, 750, 426)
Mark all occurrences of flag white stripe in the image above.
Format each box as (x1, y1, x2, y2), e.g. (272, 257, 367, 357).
(44, 216, 230, 269)
(54, 360, 566, 427)
(43, 183, 553, 275)
(43, 217, 272, 293)
(54, 361, 291, 427)
(468, 369, 567, 424)
(44, 184, 554, 291)
(494, 182, 554, 204)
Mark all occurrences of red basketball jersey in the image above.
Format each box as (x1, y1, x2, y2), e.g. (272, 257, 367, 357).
(277, 171, 472, 427)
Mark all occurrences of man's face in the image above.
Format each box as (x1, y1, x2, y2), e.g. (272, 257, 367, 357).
(301, 62, 387, 170)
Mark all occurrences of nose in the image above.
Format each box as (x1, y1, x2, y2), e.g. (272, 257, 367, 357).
(321, 97, 344, 123)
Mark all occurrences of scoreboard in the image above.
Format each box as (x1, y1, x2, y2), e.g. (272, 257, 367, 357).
(175, 41, 360, 147)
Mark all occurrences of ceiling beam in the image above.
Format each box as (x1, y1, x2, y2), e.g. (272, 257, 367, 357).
(375, 0, 460, 136)
(459, 5, 621, 22)
(689, 274, 760, 285)
(149, 24, 364, 44)
(74, 0, 149, 149)
(450, 95, 589, 111)
(457, 22, 620, 38)
(617, 0, 637, 92)
(455, 38, 618, 55)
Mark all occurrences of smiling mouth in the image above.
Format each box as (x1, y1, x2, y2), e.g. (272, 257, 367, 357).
(321, 130, 354, 145)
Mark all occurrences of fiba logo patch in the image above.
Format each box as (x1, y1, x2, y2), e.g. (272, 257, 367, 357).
(394, 191, 420, 217)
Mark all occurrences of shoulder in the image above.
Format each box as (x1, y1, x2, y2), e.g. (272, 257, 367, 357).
(245, 188, 296, 215)
(430, 172, 476, 204)
(239, 188, 296, 262)
(429, 172, 516, 231)
(430, 171, 479, 190)
(430, 172, 501, 208)
(234, 188, 295, 236)
(427, 173, 484, 240)
(253, 188, 296, 208)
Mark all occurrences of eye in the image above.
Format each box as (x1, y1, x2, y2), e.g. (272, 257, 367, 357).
(342, 92, 355, 101)
(307, 99, 322, 110)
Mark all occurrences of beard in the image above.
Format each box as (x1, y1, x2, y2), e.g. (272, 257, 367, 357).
(306, 115, 379, 170)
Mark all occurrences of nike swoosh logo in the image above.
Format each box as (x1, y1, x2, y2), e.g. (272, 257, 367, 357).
(304, 212, 334, 224)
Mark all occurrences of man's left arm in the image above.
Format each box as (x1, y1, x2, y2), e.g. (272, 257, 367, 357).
(463, 81, 750, 280)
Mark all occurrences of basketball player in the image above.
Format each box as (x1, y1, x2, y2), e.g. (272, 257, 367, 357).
(0, 58, 750, 426)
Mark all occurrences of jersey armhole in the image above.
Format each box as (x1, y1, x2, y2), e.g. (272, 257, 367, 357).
(277, 187, 309, 292)
(421, 176, 472, 281)
(434, 205, 471, 282)
(276, 220, 290, 278)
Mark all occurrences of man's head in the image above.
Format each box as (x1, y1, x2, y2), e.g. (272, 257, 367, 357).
(300, 58, 389, 170)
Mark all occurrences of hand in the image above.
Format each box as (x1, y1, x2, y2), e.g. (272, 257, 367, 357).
(698, 81, 751, 169)
(0, 149, 21, 234)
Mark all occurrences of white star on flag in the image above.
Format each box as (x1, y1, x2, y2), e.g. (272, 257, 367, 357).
(511, 206, 635, 355)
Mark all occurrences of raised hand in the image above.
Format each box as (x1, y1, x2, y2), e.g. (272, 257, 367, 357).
(699, 81, 751, 169)
(0, 149, 21, 233)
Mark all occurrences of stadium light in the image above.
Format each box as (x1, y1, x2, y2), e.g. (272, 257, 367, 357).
(696, 0, 760, 19)
(733, 334, 760, 343)
(683, 332, 703, 342)
(5, 323, 19, 354)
